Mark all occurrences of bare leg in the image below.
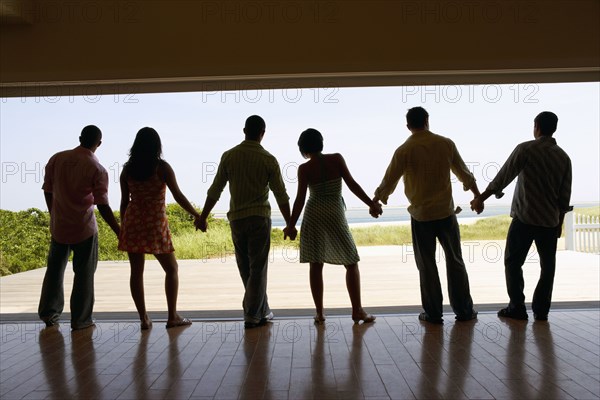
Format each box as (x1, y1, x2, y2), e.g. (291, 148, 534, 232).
(345, 263, 375, 323)
(155, 253, 190, 327)
(128, 253, 151, 329)
(310, 262, 325, 322)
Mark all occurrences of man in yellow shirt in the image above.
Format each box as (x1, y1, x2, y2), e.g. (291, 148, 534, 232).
(373, 107, 480, 324)
(197, 115, 294, 328)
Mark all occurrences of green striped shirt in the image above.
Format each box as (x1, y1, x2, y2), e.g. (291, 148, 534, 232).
(207, 140, 290, 221)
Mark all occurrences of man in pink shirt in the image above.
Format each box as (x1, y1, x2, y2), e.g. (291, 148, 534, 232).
(39, 125, 120, 330)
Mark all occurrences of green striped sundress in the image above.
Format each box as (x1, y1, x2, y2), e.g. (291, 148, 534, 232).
(299, 177, 360, 265)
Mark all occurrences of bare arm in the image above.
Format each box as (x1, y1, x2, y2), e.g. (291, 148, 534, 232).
(162, 162, 201, 219)
(289, 165, 309, 228)
(337, 154, 377, 208)
(196, 197, 218, 232)
(278, 202, 293, 237)
(119, 168, 130, 219)
(97, 204, 120, 236)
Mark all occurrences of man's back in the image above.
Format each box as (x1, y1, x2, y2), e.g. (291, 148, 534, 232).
(44, 146, 108, 243)
(384, 130, 475, 221)
(207, 140, 288, 221)
(494, 137, 571, 227)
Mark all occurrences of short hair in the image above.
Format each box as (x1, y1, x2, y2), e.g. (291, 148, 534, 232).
(79, 125, 102, 148)
(406, 106, 429, 129)
(244, 115, 266, 139)
(298, 128, 324, 158)
(534, 111, 558, 136)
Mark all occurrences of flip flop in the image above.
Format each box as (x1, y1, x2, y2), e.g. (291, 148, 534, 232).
(166, 318, 192, 329)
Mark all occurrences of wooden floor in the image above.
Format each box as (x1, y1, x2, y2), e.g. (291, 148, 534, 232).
(1, 310, 599, 400)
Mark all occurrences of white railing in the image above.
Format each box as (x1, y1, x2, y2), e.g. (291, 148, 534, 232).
(565, 212, 600, 253)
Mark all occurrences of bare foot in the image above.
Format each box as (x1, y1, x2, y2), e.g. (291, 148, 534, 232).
(141, 315, 153, 330)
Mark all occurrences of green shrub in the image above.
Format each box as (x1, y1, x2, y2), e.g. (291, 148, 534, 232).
(165, 203, 198, 235)
(0, 208, 51, 275)
(0, 205, 525, 277)
(95, 209, 127, 262)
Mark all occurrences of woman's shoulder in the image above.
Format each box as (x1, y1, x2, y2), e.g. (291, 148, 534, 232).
(297, 159, 312, 173)
(323, 153, 346, 165)
(156, 160, 172, 179)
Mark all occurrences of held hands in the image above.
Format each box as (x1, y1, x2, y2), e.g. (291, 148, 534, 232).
(369, 200, 383, 219)
(283, 225, 298, 241)
(470, 196, 484, 215)
(194, 215, 208, 232)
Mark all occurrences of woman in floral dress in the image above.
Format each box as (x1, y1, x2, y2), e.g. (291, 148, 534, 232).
(119, 127, 200, 329)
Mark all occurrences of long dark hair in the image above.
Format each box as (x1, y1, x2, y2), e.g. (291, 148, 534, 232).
(124, 127, 163, 181)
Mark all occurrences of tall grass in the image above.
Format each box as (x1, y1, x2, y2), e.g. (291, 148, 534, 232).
(171, 225, 233, 260)
(459, 216, 512, 240)
(350, 225, 413, 246)
(348, 215, 513, 246)
(2, 204, 597, 276)
(576, 206, 600, 217)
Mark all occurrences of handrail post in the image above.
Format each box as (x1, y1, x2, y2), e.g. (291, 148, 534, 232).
(565, 211, 574, 250)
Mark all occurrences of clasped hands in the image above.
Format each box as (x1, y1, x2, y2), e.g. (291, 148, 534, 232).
(194, 215, 207, 232)
(369, 199, 383, 218)
(470, 196, 484, 215)
(283, 225, 298, 240)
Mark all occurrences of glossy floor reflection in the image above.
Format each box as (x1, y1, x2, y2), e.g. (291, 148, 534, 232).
(1, 310, 599, 399)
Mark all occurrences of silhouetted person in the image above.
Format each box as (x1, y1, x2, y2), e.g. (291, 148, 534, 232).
(119, 127, 200, 329)
(471, 111, 572, 321)
(373, 107, 480, 324)
(39, 125, 120, 330)
(285, 128, 378, 324)
(196, 115, 292, 329)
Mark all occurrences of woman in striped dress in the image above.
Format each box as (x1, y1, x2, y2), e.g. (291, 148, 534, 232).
(285, 129, 380, 324)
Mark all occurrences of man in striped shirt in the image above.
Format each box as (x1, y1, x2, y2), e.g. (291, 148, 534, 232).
(471, 111, 572, 321)
(197, 115, 293, 329)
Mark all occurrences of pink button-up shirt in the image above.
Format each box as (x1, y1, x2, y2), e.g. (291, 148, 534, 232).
(42, 146, 110, 244)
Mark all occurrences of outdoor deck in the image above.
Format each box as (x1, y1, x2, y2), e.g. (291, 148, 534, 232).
(1, 244, 598, 399)
(1, 310, 599, 399)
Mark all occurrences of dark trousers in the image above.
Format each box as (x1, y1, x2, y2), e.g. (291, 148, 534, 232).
(505, 218, 558, 316)
(230, 216, 271, 323)
(411, 215, 474, 319)
(38, 234, 98, 329)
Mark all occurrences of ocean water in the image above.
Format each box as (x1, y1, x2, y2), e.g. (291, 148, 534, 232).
(269, 204, 513, 227)
(214, 203, 597, 227)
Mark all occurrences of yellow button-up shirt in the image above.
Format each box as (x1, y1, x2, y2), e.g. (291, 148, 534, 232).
(374, 130, 476, 222)
(207, 140, 289, 221)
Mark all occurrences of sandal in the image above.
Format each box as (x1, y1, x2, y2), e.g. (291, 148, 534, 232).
(352, 312, 376, 324)
(166, 318, 192, 329)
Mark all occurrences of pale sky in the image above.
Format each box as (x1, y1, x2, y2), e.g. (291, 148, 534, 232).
(1, 82, 598, 212)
